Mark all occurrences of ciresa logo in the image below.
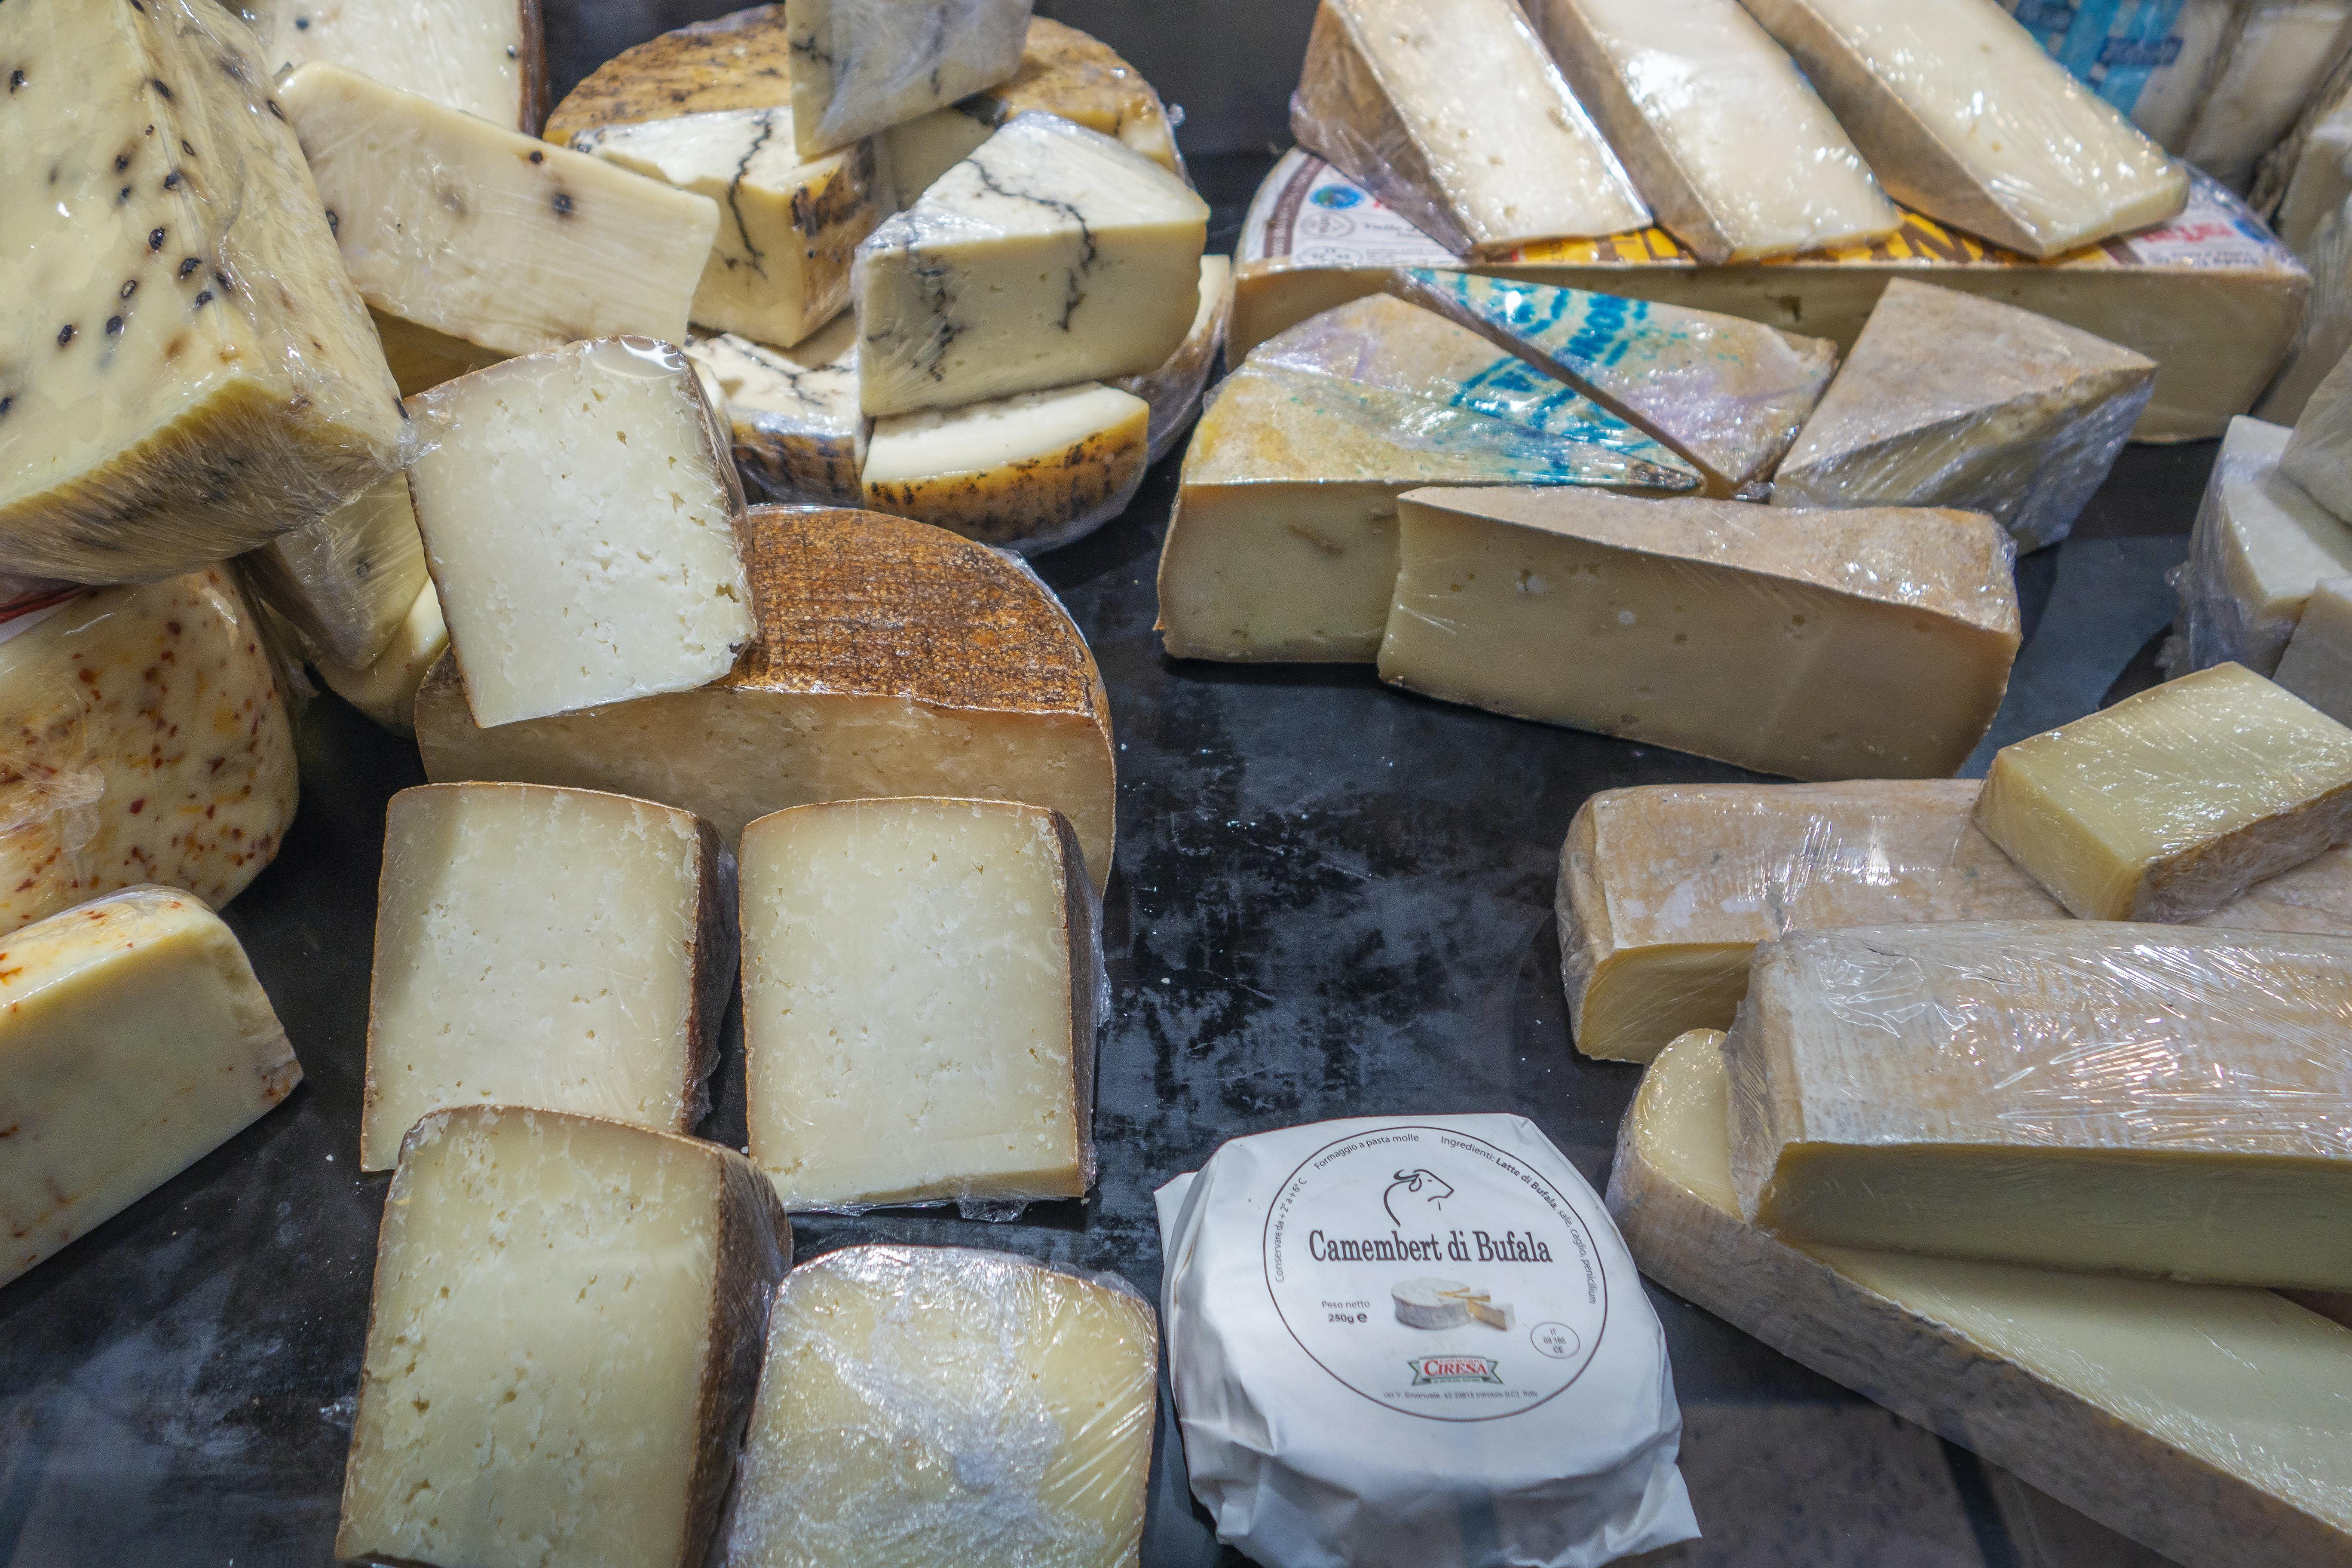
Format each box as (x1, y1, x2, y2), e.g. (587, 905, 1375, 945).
(1408, 1354, 1504, 1387)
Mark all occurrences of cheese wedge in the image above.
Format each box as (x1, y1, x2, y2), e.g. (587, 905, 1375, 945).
(1391, 269, 1836, 495)
(862, 383, 1149, 552)
(371, 307, 507, 398)
(407, 337, 755, 728)
(1525, 0, 1898, 263)
(740, 797, 1098, 1211)
(316, 579, 447, 736)
(1156, 295, 1700, 663)
(855, 113, 1209, 416)
(2180, 1, 2352, 192)
(2004, 0, 2239, 150)
(2281, 345, 2352, 518)
(1289, 0, 1648, 255)
(0, 888, 297, 1290)
(242, 0, 546, 132)
(279, 62, 718, 358)
(1977, 661, 2352, 920)
(1613, 1030, 2352, 1568)
(242, 475, 430, 668)
(784, 0, 1030, 156)
(0, 0, 404, 584)
(1772, 280, 2156, 551)
(415, 507, 1117, 891)
(686, 321, 866, 508)
(336, 1106, 790, 1568)
(2176, 416, 2352, 676)
(361, 784, 735, 1171)
(2276, 576, 2352, 724)
(1114, 255, 1232, 464)
(1380, 489, 2020, 778)
(0, 573, 297, 937)
(720, 1245, 1155, 1566)
(572, 108, 888, 350)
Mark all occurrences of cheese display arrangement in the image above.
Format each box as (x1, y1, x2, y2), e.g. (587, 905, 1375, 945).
(240, 0, 548, 132)
(2175, 415, 2352, 674)
(685, 321, 865, 508)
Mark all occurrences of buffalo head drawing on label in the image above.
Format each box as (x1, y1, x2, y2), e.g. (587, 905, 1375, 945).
(1384, 1168, 1454, 1225)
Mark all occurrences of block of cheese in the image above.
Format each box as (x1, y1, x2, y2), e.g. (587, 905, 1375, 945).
(686, 321, 866, 508)
(855, 113, 1209, 416)
(0, 888, 297, 1289)
(1289, 0, 1648, 256)
(784, 0, 1030, 156)
(316, 579, 447, 736)
(371, 308, 507, 399)
(1525, 0, 1898, 263)
(1380, 488, 2021, 778)
(1156, 295, 1699, 663)
(279, 62, 718, 358)
(720, 1245, 1155, 1566)
(242, 476, 431, 668)
(336, 1106, 790, 1568)
(740, 797, 1098, 1210)
(1114, 255, 1232, 464)
(1771, 280, 2157, 551)
(407, 338, 755, 728)
(2176, 417, 2352, 675)
(862, 383, 1149, 553)
(416, 507, 1117, 890)
(242, 0, 546, 132)
(2001, 0, 2241, 151)
(1743, 0, 2190, 257)
(0, 573, 297, 937)
(361, 783, 735, 1171)
(1726, 921, 2352, 1287)
(1390, 269, 1836, 495)
(0, 0, 405, 584)
(2180, 1, 2352, 192)
(1612, 1030, 2352, 1568)
(571, 108, 888, 350)
(1977, 661, 2352, 919)
(2276, 576, 2352, 723)
(2282, 345, 2352, 517)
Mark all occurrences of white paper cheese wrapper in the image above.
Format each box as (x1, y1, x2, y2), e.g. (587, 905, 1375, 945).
(1155, 1113, 1698, 1568)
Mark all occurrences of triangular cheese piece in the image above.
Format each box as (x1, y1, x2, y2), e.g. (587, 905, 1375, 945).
(2282, 345, 2352, 522)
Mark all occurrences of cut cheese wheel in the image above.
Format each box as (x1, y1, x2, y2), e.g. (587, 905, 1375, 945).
(1390, 1278, 1475, 1329)
(315, 578, 448, 737)
(861, 383, 1150, 553)
(686, 319, 867, 508)
(782, 0, 1030, 157)
(2177, 416, 2352, 676)
(544, 6, 799, 144)
(242, 475, 430, 668)
(1113, 254, 1233, 465)
(415, 507, 1117, 890)
(243, 0, 547, 132)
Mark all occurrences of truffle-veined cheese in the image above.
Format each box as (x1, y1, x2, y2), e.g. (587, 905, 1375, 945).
(783, 0, 1030, 156)
(862, 383, 1149, 553)
(685, 320, 867, 508)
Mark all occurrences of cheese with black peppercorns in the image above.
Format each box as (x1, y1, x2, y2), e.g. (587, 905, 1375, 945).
(240, 0, 547, 133)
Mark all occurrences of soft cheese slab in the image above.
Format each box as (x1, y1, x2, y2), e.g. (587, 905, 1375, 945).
(407, 337, 754, 728)
(1613, 1031, 2352, 1568)
(1743, 0, 2189, 256)
(863, 383, 1149, 553)
(1114, 255, 1232, 464)
(855, 113, 1209, 416)
(1380, 489, 2021, 779)
(1392, 270, 1835, 494)
(2276, 576, 2352, 726)
(0, 0, 404, 583)
(0, 572, 297, 937)
(337, 1106, 789, 1568)
(1977, 661, 2352, 920)
(1289, 0, 1648, 255)
(2177, 416, 2352, 675)
(243, 475, 430, 668)
(316, 579, 447, 736)
(279, 62, 718, 357)
(721, 1246, 1155, 1566)
(416, 507, 1118, 890)
(740, 797, 1099, 1211)
(784, 0, 1029, 156)
(686, 320, 866, 507)
(362, 784, 734, 1171)
(1526, 0, 1899, 263)
(1772, 280, 2156, 551)
(0, 888, 297, 1289)
(243, 0, 546, 131)
(2281, 344, 2352, 519)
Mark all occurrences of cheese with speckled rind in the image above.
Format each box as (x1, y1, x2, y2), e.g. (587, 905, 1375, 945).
(686, 322, 866, 507)
(1612, 1031, 2352, 1568)
(316, 579, 447, 736)
(337, 1105, 790, 1568)
(0, 572, 297, 938)
(242, 0, 546, 132)
(1380, 488, 2020, 779)
(785, 0, 1030, 156)
(862, 383, 1148, 552)
(0, 0, 405, 585)
(415, 507, 1117, 891)
(1113, 255, 1232, 464)
(543, 5, 795, 144)
(242, 475, 431, 668)
(279, 62, 718, 358)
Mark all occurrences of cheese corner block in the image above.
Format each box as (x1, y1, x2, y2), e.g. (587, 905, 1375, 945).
(686, 320, 865, 508)
(1114, 254, 1232, 464)
(0, 0, 405, 584)
(0, 572, 298, 937)
(416, 507, 1117, 891)
(244, 0, 547, 133)
(2276, 576, 2352, 727)
(1289, 0, 1649, 256)
(1155, 294, 1700, 664)
(741, 797, 1099, 1211)
(1527, 0, 1899, 263)
(316, 578, 448, 737)
(2176, 416, 2352, 677)
(862, 382, 1149, 553)
(1725, 921, 2352, 1288)
(408, 337, 754, 729)
(1742, 0, 2189, 257)
(1559, 781, 2062, 1064)
(1380, 489, 2019, 779)
(242, 475, 432, 668)
(361, 783, 735, 1172)
(721, 1245, 1155, 1566)
(1611, 1030, 2352, 1568)
(1771, 280, 2157, 551)
(278, 62, 719, 358)
(1977, 661, 2352, 921)
(0, 887, 297, 1290)
(336, 1106, 790, 1568)
(855, 113, 1209, 417)
(1390, 269, 1836, 495)
(572, 108, 888, 350)
(784, 0, 1031, 156)
(2280, 344, 2352, 521)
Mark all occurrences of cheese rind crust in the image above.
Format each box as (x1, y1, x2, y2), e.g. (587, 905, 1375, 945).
(862, 383, 1150, 551)
(686, 320, 866, 508)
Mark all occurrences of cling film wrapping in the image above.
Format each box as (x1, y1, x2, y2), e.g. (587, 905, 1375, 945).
(2173, 416, 2352, 677)
(233, 0, 548, 133)
(315, 577, 448, 736)
(784, 0, 1031, 157)
(686, 326, 870, 511)
(240, 475, 432, 669)
(2000, 0, 2239, 148)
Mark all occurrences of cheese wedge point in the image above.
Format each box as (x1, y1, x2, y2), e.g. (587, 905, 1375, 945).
(242, 476, 431, 668)
(862, 383, 1149, 552)
(1114, 255, 1233, 464)
(316, 579, 448, 737)
(243, 0, 547, 132)
(784, 0, 1031, 157)
(686, 321, 867, 508)
(2177, 416, 2352, 676)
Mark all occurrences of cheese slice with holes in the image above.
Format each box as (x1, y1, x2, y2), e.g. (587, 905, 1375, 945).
(686, 320, 866, 508)
(242, 475, 430, 668)
(862, 382, 1149, 553)
(315, 577, 447, 735)
(784, 0, 1030, 156)
(242, 0, 546, 132)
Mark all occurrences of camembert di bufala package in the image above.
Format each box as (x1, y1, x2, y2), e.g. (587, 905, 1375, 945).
(1156, 1113, 1696, 1568)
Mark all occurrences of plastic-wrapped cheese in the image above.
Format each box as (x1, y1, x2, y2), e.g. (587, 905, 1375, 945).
(686, 320, 867, 508)
(2276, 576, 2352, 723)
(241, 0, 547, 132)
(242, 475, 431, 668)
(782, 0, 1030, 157)
(315, 579, 448, 736)
(861, 383, 1150, 553)
(1112, 254, 1233, 464)
(2176, 416, 2352, 677)
(2281, 343, 2352, 518)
